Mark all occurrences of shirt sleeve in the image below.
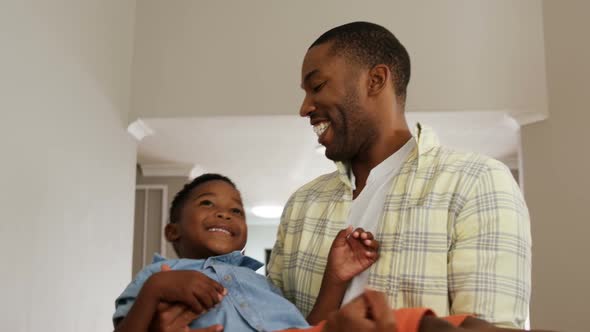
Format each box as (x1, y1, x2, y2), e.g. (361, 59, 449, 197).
(448, 159, 531, 328)
(112, 263, 163, 323)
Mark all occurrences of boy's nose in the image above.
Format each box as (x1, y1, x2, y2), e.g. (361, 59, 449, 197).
(216, 211, 231, 220)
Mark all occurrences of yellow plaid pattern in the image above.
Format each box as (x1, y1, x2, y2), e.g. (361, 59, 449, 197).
(268, 124, 531, 328)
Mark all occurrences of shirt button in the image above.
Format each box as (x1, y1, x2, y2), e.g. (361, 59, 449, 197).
(240, 302, 248, 308)
(224, 275, 232, 282)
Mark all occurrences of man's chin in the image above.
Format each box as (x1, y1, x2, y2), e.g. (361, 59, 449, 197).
(325, 147, 351, 162)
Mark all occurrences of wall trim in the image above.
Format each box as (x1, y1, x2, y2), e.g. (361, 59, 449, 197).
(140, 163, 194, 178)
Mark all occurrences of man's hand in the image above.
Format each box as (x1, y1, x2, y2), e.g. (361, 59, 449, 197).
(321, 290, 396, 332)
(149, 302, 223, 332)
(145, 264, 227, 315)
(325, 226, 380, 283)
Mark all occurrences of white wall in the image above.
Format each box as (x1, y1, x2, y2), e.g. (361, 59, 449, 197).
(0, 1, 137, 331)
(523, 1, 590, 331)
(245, 224, 279, 274)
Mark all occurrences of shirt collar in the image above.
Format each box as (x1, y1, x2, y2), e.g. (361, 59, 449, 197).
(335, 123, 439, 188)
(152, 251, 264, 271)
(366, 136, 416, 185)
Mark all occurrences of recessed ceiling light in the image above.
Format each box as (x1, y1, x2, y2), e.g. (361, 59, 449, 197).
(251, 205, 284, 219)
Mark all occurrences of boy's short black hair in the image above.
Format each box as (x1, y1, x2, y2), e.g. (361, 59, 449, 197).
(169, 173, 237, 224)
(310, 21, 411, 103)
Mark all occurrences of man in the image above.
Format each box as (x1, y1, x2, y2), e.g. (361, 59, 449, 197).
(267, 21, 531, 328)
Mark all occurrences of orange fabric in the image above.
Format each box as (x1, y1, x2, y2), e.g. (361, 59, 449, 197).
(393, 308, 435, 332)
(443, 314, 470, 326)
(278, 309, 470, 332)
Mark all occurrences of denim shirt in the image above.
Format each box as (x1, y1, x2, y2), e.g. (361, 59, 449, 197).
(113, 251, 310, 332)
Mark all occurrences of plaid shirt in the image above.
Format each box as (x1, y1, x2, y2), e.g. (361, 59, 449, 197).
(267, 124, 531, 328)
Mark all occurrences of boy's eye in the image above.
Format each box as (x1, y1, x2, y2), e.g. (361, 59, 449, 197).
(312, 82, 326, 93)
(199, 200, 213, 207)
(231, 208, 244, 216)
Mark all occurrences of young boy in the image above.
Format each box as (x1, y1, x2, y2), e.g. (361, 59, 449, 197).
(113, 174, 553, 332)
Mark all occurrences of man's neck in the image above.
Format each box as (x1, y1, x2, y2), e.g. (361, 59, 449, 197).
(350, 128, 412, 198)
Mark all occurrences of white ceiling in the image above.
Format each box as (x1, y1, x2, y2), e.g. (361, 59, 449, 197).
(131, 0, 547, 120)
(137, 111, 519, 225)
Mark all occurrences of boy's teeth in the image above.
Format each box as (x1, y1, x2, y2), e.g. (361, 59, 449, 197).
(313, 122, 330, 137)
(208, 228, 231, 235)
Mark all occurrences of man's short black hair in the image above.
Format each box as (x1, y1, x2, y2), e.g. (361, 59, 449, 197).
(169, 173, 237, 224)
(310, 21, 411, 103)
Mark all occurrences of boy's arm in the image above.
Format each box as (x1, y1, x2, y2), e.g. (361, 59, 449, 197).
(114, 278, 162, 332)
(307, 227, 379, 325)
(305, 268, 350, 326)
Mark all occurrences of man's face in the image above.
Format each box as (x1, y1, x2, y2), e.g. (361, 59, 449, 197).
(173, 180, 247, 259)
(299, 43, 376, 162)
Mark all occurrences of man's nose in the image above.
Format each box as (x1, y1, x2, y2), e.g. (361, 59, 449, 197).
(299, 95, 317, 118)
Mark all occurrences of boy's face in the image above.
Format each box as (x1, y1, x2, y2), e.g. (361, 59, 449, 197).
(166, 180, 247, 259)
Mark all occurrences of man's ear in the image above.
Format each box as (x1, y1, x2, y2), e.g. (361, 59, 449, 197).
(367, 64, 390, 96)
(165, 223, 181, 242)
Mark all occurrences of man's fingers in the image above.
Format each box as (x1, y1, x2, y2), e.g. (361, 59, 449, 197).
(363, 290, 396, 328)
(159, 303, 189, 322)
(168, 309, 199, 330)
(161, 263, 172, 272)
(190, 325, 223, 332)
(341, 291, 369, 315)
(336, 293, 374, 331)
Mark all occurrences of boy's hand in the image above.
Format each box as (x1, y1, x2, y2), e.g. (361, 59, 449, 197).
(145, 265, 227, 315)
(325, 226, 380, 283)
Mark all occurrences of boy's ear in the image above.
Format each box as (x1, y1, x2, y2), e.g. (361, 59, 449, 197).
(165, 223, 181, 242)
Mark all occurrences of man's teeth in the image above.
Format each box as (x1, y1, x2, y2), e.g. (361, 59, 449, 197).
(208, 228, 231, 235)
(313, 122, 330, 137)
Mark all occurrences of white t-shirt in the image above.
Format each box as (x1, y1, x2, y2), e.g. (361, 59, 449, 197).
(341, 137, 417, 305)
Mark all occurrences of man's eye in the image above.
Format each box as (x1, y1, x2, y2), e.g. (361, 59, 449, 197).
(231, 208, 244, 216)
(199, 200, 213, 206)
(312, 82, 326, 93)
